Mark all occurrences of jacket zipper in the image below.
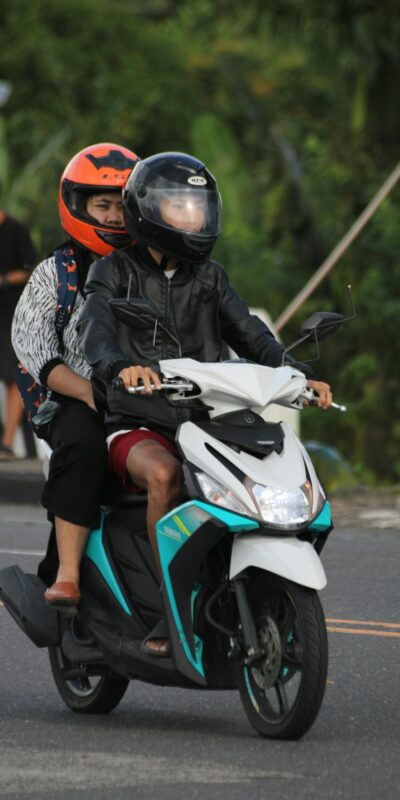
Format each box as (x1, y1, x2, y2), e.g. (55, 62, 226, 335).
(163, 277, 171, 359)
(163, 277, 184, 421)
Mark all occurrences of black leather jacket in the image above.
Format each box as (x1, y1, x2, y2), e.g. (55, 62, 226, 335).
(77, 244, 298, 430)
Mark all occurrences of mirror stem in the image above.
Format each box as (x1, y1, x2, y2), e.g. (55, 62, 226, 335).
(281, 333, 311, 366)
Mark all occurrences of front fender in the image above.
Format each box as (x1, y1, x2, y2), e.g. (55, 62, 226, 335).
(229, 534, 327, 590)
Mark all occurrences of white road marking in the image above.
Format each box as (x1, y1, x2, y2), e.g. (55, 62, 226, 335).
(0, 749, 304, 793)
(0, 548, 45, 556)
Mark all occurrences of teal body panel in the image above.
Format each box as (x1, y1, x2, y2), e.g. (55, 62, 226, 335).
(309, 501, 332, 533)
(82, 500, 330, 638)
(156, 501, 259, 677)
(84, 516, 132, 616)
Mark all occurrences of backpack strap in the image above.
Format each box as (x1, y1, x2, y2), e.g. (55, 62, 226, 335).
(54, 246, 78, 338)
(15, 245, 79, 429)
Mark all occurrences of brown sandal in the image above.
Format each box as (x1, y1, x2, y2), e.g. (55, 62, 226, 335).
(44, 581, 81, 608)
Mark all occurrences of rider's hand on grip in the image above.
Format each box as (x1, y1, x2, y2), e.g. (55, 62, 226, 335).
(305, 380, 332, 410)
(117, 365, 162, 395)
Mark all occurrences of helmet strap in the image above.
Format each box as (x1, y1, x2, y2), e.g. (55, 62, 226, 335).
(160, 255, 169, 271)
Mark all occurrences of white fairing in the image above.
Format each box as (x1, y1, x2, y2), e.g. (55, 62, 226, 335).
(227, 307, 300, 436)
(167, 359, 328, 591)
(168, 360, 326, 519)
(177, 420, 324, 517)
(160, 359, 307, 418)
(229, 534, 327, 590)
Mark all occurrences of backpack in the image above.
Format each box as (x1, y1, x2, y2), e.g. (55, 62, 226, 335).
(14, 246, 79, 429)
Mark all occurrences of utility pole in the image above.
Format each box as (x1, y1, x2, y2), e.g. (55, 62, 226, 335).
(275, 162, 400, 332)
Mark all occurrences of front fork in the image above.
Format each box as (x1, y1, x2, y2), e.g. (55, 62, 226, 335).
(232, 577, 264, 664)
(205, 574, 263, 665)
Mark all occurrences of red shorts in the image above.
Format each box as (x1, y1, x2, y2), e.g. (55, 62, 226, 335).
(108, 429, 177, 493)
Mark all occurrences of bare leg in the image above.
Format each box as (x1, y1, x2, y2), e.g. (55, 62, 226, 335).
(54, 517, 90, 585)
(125, 439, 182, 652)
(2, 382, 23, 449)
(44, 517, 90, 606)
(126, 439, 182, 572)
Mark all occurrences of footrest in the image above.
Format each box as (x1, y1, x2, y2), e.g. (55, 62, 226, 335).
(0, 565, 60, 647)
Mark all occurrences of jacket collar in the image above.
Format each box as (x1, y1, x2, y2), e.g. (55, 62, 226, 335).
(131, 242, 195, 283)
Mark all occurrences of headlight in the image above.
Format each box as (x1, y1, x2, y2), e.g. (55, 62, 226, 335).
(196, 472, 250, 516)
(249, 481, 313, 527)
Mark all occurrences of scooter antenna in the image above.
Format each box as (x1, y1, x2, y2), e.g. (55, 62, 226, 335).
(346, 284, 356, 321)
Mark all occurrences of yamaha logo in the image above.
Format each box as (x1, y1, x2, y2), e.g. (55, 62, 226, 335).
(188, 176, 207, 186)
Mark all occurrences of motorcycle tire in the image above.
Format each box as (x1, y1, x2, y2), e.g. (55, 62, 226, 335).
(48, 645, 129, 714)
(237, 573, 328, 740)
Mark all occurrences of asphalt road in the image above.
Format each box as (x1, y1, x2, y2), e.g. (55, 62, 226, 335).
(0, 505, 399, 800)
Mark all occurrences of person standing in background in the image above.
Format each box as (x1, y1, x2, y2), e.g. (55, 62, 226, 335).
(0, 208, 37, 459)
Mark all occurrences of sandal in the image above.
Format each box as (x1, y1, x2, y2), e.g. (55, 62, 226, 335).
(141, 618, 170, 658)
(0, 444, 17, 461)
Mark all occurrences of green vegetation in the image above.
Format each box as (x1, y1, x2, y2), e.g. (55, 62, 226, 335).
(1, 0, 399, 481)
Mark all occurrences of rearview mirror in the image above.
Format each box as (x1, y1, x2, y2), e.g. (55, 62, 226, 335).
(300, 311, 345, 342)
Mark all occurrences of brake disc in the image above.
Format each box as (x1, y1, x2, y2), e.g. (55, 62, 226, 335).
(251, 614, 282, 690)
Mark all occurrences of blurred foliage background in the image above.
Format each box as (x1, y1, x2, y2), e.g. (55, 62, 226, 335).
(1, 0, 400, 483)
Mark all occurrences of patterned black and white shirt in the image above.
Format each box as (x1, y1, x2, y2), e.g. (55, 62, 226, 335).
(12, 254, 91, 385)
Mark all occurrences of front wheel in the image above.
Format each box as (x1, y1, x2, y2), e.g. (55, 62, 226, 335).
(237, 574, 328, 740)
(48, 645, 129, 714)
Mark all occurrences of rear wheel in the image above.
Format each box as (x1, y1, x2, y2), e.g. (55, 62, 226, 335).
(48, 645, 129, 714)
(237, 575, 328, 740)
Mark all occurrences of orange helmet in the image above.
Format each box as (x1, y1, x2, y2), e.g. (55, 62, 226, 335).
(58, 142, 139, 256)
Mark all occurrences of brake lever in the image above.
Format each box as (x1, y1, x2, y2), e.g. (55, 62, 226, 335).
(330, 401, 347, 412)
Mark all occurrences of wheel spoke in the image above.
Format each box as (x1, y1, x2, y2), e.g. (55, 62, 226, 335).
(274, 679, 290, 715)
(280, 609, 296, 645)
(77, 677, 91, 692)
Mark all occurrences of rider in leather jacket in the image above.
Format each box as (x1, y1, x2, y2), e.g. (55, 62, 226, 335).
(78, 240, 298, 428)
(77, 152, 332, 656)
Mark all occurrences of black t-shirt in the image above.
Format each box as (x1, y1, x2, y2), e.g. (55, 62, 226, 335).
(0, 214, 37, 328)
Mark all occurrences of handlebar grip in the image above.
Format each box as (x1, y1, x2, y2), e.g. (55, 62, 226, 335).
(111, 377, 124, 391)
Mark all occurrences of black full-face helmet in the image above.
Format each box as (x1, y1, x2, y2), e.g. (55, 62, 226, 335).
(123, 152, 222, 264)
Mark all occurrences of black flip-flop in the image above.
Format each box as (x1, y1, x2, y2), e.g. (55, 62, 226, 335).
(141, 618, 170, 658)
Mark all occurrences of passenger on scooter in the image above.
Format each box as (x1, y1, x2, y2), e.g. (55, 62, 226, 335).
(12, 143, 139, 609)
(77, 151, 333, 655)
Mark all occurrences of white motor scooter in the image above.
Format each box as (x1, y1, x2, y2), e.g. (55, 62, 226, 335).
(0, 307, 346, 740)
